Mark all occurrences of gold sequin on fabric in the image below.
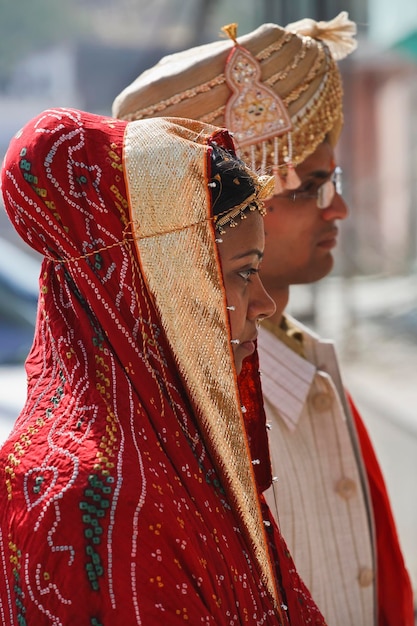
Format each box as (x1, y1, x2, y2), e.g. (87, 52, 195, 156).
(123, 117, 280, 608)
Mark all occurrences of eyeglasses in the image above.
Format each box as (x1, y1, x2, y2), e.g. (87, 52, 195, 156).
(288, 166, 343, 209)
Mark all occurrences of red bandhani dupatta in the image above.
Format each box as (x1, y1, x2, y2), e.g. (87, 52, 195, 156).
(0, 108, 327, 625)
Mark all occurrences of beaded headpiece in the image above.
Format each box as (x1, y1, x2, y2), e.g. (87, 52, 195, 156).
(112, 12, 357, 194)
(209, 143, 273, 234)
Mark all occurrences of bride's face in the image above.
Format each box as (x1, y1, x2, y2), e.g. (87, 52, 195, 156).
(218, 211, 275, 374)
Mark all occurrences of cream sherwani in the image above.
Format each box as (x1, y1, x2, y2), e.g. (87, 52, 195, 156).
(260, 316, 377, 626)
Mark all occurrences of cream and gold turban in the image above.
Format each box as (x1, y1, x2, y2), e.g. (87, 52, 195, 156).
(112, 12, 357, 191)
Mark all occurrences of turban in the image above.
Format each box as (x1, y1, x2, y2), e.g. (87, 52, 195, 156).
(113, 12, 357, 192)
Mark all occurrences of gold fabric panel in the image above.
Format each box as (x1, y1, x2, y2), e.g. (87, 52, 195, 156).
(123, 117, 279, 607)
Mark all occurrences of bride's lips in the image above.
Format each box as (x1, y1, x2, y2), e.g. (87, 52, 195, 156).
(239, 336, 257, 354)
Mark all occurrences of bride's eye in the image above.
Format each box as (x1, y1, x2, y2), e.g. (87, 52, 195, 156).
(238, 268, 258, 283)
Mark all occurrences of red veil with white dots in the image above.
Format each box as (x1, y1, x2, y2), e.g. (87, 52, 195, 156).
(0, 108, 327, 625)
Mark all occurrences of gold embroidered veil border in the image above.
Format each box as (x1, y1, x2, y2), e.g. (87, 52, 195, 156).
(123, 117, 280, 607)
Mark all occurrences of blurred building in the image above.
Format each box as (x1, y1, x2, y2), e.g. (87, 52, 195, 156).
(338, 45, 417, 276)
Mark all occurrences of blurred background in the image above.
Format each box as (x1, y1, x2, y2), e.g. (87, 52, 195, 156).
(0, 0, 416, 607)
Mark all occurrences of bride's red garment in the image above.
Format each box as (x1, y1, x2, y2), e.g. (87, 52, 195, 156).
(0, 108, 327, 625)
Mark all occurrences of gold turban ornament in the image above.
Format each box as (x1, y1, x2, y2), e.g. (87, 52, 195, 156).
(112, 12, 357, 194)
